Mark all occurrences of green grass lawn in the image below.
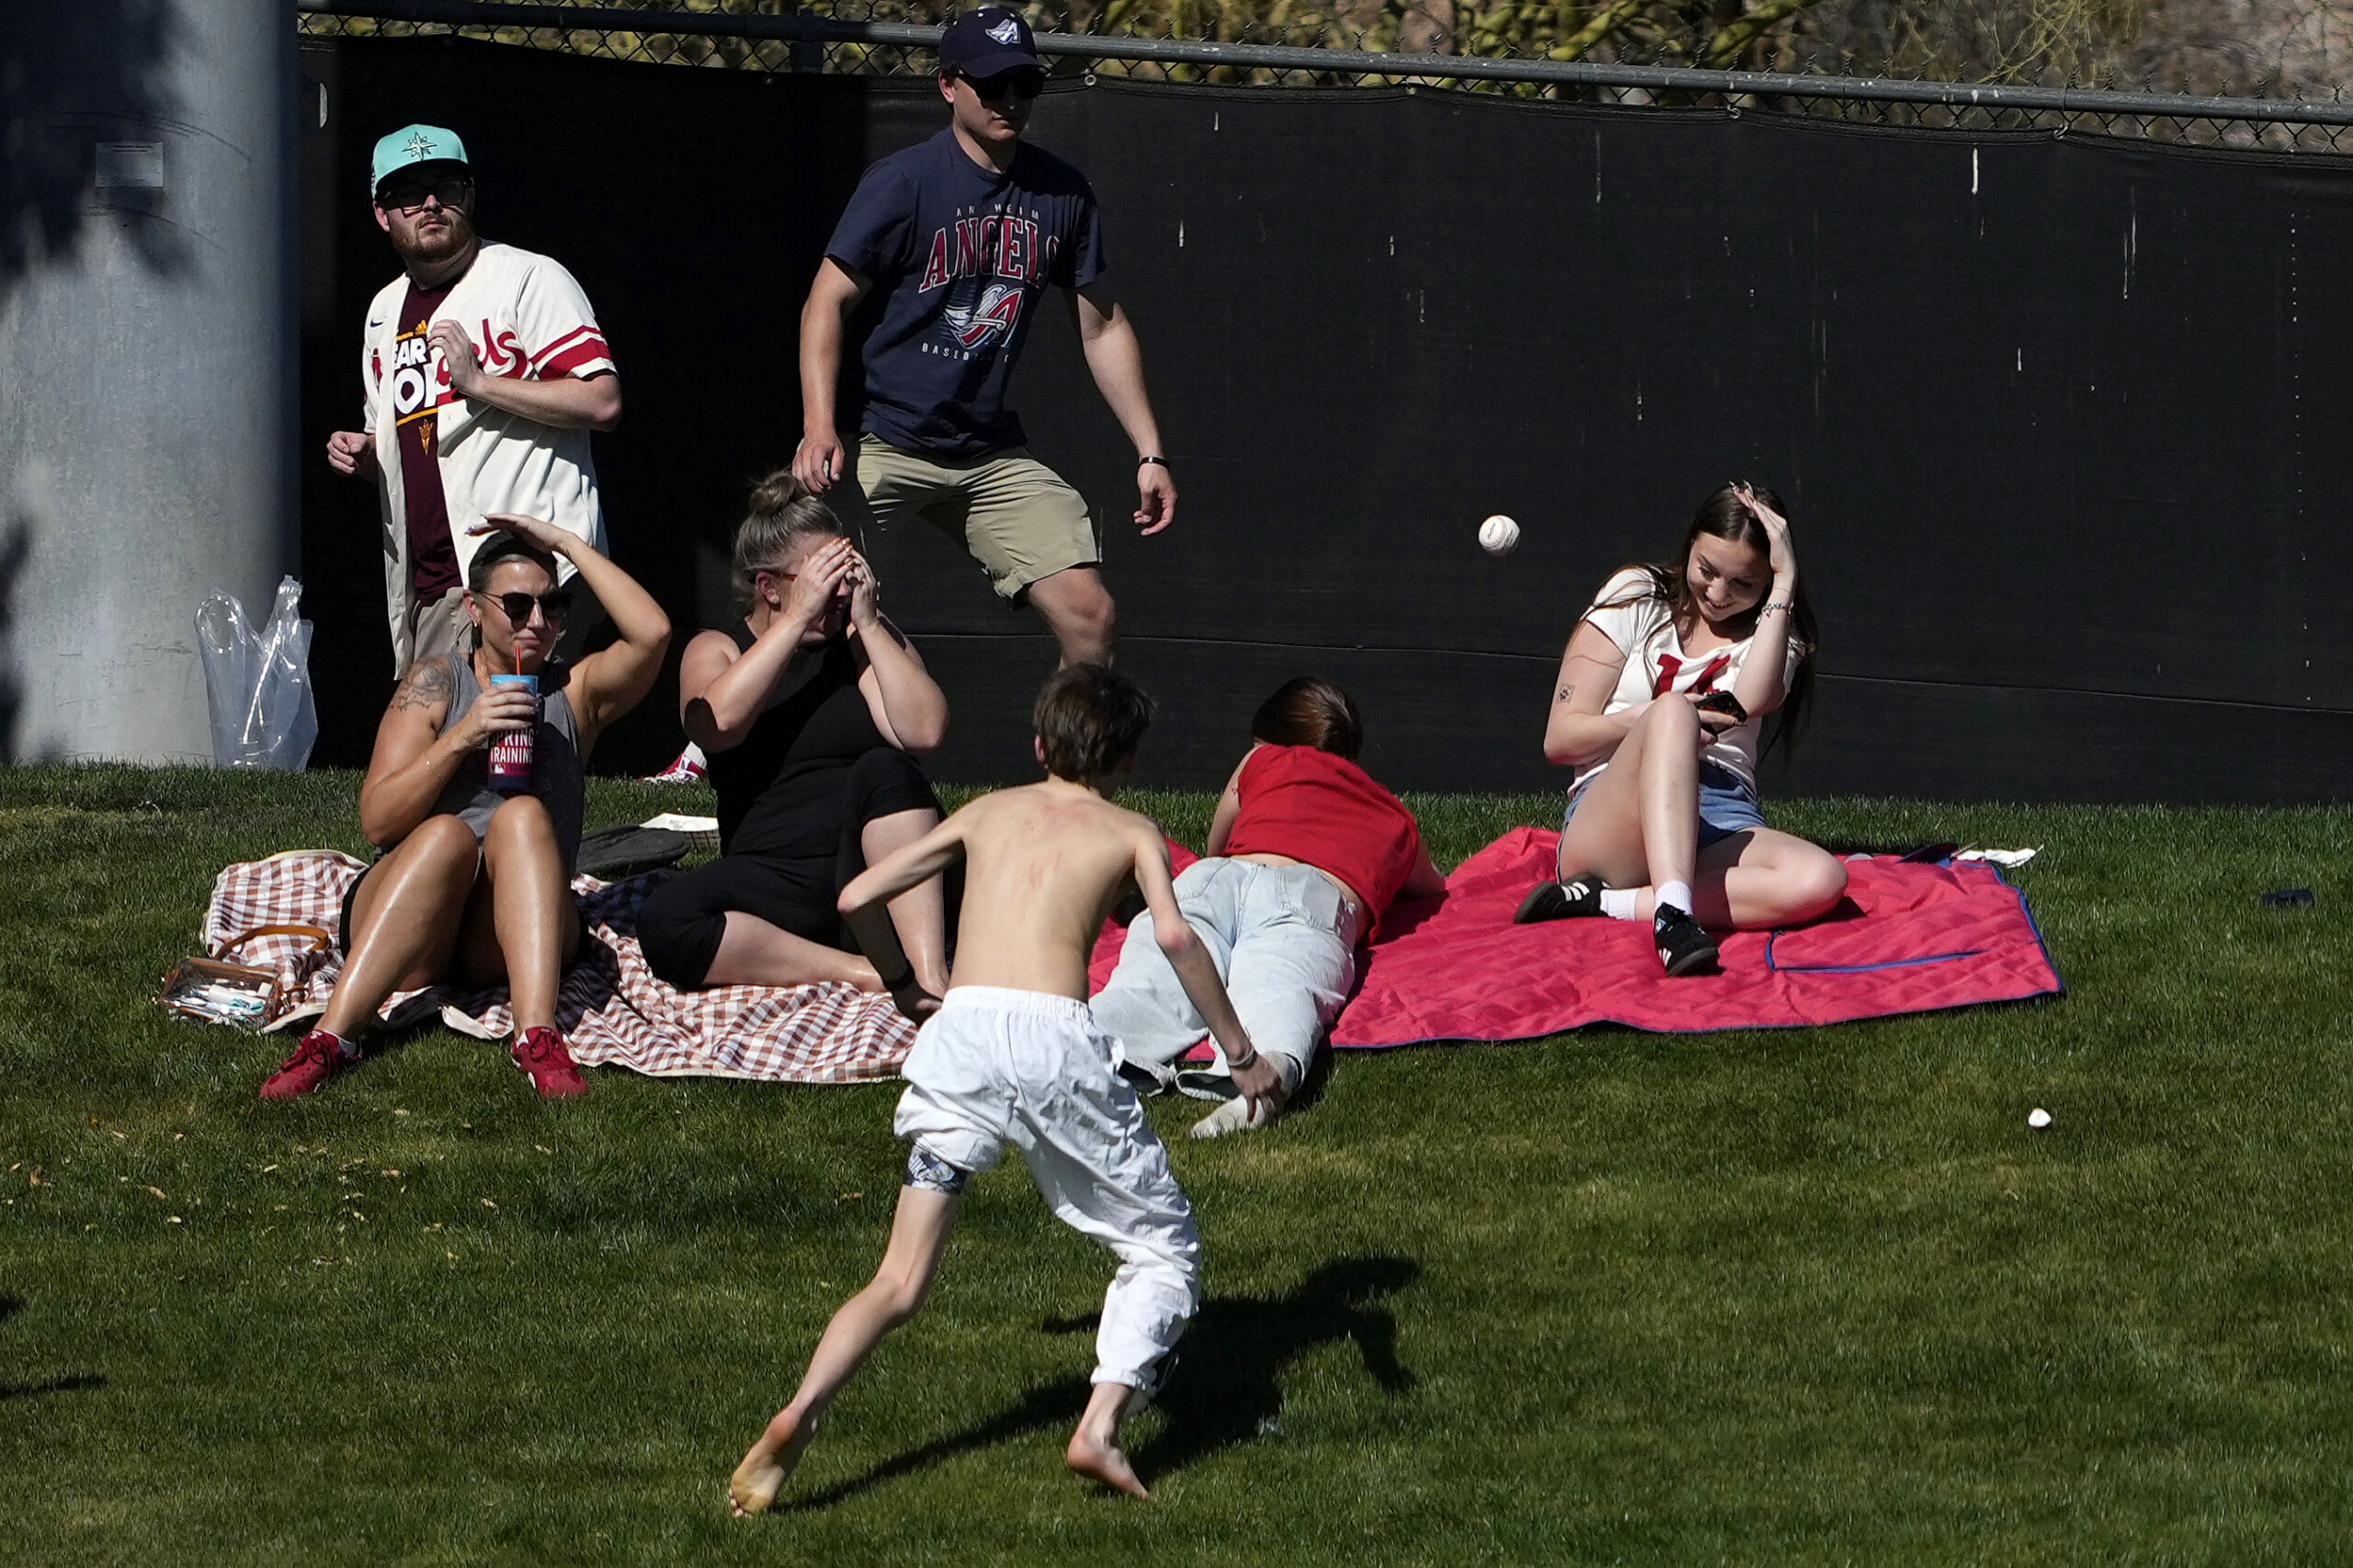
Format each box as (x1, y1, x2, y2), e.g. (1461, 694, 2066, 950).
(5, 765, 2353, 1565)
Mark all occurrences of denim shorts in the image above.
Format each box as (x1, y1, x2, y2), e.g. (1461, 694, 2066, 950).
(1563, 760, 1768, 851)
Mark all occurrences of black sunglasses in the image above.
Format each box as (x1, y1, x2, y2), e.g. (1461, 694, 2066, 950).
(484, 588, 573, 626)
(381, 176, 472, 213)
(959, 68, 1046, 101)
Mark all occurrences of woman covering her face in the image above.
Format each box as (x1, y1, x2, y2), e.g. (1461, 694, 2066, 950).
(634, 472, 953, 1000)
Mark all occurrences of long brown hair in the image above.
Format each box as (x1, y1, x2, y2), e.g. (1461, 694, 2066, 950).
(732, 469, 846, 613)
(1595, 482, 1818, 752)
(1250, 676, 1364, 760)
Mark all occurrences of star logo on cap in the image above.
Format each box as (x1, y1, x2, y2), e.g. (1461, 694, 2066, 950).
(404, 131, 437, 160)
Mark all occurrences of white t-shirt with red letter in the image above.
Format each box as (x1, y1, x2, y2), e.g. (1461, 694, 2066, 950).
(1574, 567, 1805, 796)
(359, 241, 615, 669)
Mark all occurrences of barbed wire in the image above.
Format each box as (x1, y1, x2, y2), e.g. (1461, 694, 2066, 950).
(295, 0, 2353, 153)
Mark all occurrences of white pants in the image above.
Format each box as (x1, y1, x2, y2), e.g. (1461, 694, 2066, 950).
(1090, 858, 1362, 1096)
(892, 986, 1201, 1391)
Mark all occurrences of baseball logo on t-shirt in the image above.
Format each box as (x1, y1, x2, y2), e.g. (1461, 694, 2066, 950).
(823, 131, 1105, 456)
(943, 282, 1024, 349)
(915, 205, 1065, 362)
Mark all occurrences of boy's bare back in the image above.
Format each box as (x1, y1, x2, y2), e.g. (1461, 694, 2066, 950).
(941, 779, 1165, 1002)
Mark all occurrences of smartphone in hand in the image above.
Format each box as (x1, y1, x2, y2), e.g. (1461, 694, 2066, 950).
(1692, 689, 1748, 725)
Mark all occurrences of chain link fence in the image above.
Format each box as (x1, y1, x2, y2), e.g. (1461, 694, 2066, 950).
(296, 0, 2353, 153)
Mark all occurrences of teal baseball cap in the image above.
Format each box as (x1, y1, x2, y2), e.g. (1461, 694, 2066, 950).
(370, 124, 469, 197)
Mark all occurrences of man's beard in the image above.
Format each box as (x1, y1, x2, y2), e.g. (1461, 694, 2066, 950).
(394, 212, 473, 269)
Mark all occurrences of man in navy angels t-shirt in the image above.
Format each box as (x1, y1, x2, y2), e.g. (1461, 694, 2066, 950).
(793, 6, 1176, 666)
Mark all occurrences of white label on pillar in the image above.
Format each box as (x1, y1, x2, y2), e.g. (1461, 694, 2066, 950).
(95, 142, 165, 190)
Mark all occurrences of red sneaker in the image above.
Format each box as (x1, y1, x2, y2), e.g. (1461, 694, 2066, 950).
(259, 1029, 353, 1100)
(512, 1026, 588, 1098)
(641, 744, 708, 785)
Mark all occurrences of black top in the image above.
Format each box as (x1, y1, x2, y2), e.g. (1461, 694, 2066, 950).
(706, 628, 892, 858)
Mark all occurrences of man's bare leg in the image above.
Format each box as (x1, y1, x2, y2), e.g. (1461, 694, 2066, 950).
(1025, 565, 1117, 666)
(1066, 1380, 1151, 1499)
(730, 1184, 962, 1516)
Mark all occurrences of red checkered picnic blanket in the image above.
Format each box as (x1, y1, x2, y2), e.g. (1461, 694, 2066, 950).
(202, 850, 915, 1083)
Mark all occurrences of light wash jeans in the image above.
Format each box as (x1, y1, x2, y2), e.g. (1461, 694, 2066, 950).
(1090, 858, 1363, 1096)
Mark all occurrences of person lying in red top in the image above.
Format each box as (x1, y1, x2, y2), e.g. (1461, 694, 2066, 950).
(1091, 676, 1446, 1138)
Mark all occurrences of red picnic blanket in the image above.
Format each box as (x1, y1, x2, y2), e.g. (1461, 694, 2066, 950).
(203, 851, 915, 1083)
(1088, 829, 2059, 1047)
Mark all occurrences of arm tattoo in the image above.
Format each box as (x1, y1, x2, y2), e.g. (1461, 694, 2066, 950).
(392, 655, 452, 714)
(1555, 683, 1575, 704)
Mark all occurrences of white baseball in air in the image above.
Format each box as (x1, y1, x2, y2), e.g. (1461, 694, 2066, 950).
(2027, 1108, 2052, 1129)
(1478, 514, 1520, 556)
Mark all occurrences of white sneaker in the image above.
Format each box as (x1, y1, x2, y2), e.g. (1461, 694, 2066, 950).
(1188, 1094, 1278, 1140)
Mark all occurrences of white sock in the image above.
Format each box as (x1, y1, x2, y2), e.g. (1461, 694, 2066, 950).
(1599, 888, 1642, 921)
(1655, 881, 1693, 920)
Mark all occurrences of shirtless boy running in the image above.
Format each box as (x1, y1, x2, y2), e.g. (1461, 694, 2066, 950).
(730, 664, 1280, 1512)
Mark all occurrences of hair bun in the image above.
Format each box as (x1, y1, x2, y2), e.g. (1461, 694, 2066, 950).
(747, 469, 810, 516)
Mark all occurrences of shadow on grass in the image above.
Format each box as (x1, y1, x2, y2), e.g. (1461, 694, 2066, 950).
(1, 1372, 107, 1400)
(1130, 1253, 1419, 1483)
(779, 1375, 1092, 1512)
(0, 1294, 107, 1402)
(782, 1253, 1420, 1507)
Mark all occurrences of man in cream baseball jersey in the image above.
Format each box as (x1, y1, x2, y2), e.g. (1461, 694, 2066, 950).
(326, 125, 624, 674)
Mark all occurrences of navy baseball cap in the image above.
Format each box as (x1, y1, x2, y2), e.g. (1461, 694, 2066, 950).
(938, 6, 1041, 76)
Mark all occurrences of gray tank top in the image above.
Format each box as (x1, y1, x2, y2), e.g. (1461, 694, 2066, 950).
(434, 654, 585, 874)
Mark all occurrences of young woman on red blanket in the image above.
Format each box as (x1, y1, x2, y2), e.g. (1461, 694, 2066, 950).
(259, 517, 670, 1101)
(632, 472, 953, 998)
(1517, 482, 1847, 976)
(1091, 676, 1447, 1138)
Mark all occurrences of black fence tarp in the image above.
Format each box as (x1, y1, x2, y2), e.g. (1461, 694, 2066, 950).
(299, 37, 2353, 800)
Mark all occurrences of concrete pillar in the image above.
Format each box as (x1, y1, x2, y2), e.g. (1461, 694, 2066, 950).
(0, 0, 295, 763)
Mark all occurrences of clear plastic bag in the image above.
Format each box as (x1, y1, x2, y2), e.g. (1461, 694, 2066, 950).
(195, 575, 318, 769)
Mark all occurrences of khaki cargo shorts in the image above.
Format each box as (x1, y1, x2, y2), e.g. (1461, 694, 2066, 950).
(836, 434, 1099, 601)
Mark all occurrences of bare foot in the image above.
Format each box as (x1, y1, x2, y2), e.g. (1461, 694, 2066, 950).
(1066, 1424, 1151, 1500)
(1067, 1383, 1152, 1500)
(729, 1407, 817, 1517)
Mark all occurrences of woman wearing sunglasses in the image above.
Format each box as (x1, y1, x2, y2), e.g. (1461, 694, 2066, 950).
(634, 471, 952, 999)
(259, 514, 670, 1100)
(1514, 483, 1847, 977)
